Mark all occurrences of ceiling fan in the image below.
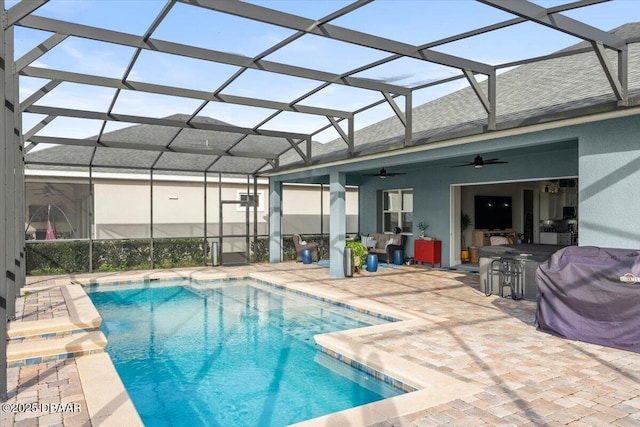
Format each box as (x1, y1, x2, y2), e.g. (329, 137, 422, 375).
(452, 154, 508, 169)
(368, 168, 406, 178)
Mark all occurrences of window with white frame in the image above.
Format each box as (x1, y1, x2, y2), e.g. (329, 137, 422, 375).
(382, 189, 413, 233)
(237, 191, 264, 211)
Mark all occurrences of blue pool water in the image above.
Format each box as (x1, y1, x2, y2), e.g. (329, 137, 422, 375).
(87, 279, 402, 426)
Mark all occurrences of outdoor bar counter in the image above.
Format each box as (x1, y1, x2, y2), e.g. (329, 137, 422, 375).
(478, 244, 567, 301)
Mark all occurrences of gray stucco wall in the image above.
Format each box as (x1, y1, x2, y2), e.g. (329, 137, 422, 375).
(578, 115, 640, 248)
(359, 141, 579, 263)
(276, 113, 640, 267)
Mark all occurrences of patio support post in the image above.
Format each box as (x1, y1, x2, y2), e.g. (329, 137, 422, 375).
(329, 171, 346, 278)
(405, 92, 412, 146)
(245, 174, 250, 263)
(488, 69, 496, 131)
(3, 14, 17, 323)
(268, 178, 283, 263)
(89, 166, 93, 272)
(203, 171, 207, 264)
(320, 183, 324, 242)
(150, 170, 154, 270)
(0, 0, 8, 399)
(253, 175, 258, 256)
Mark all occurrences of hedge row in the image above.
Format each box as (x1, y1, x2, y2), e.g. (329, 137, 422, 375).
(26, 238, 207, 275)
(26, 235, 330, 275)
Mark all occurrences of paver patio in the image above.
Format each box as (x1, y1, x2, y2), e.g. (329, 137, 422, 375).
(3, 263, 640, 426)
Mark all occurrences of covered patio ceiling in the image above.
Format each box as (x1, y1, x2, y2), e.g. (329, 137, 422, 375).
(12, 0, 640, 175)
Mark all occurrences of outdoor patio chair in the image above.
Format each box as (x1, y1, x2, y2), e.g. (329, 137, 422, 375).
(293, 234, 319, 262)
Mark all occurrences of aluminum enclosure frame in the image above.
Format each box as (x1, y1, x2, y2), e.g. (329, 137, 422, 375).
(2, 0, 640, 397)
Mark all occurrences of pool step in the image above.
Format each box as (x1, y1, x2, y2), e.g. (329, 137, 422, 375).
(7, 330, 107, 367)
(8, 284, 102, 342)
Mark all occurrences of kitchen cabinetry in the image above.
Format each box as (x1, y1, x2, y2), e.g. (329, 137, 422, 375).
(540, 232, 572, 245)
(563, 188, 578, 206)
(540, 193, 562, 220)
(414, 239, 441, 267)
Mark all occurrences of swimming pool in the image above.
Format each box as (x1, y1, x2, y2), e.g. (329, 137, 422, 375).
(87, 279, 403, 426)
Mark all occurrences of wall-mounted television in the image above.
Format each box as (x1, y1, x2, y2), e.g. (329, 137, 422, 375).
(474, 196, 513, 230)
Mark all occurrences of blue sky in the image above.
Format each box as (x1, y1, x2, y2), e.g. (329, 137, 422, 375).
(10, 0, 640, 144)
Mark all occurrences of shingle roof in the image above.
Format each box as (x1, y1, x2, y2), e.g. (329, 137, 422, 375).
(26, 23, 640, 175)
(25, 114, 318, 175)
(279, 22, 640, 168)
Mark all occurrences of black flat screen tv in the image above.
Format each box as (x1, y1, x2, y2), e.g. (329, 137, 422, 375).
(474, 195, 512, 230)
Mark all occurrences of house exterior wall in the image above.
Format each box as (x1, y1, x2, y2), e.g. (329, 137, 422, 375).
(577, 115, 640, 248)
(358, 143, 579, 261)
(354, 113, 640, 265)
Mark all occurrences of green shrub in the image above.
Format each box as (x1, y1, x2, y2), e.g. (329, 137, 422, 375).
(27, 238, 209, 275)
(26, 235, 334, 274)
(26, 241, 90, 275)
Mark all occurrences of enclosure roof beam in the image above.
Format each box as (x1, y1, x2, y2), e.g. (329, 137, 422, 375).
(23, 114, 56, 142)
(15, 33, 68, 72)
(381, 92, 407, 127)
(5, 0, 48, 28)
(592, 41, 627, 105)
(20, 66, 353, 119)
(478, 0, 625, 50)
(463, 69, 491, 114)
(24, 105, 311, 140)
(19, 79, 61, 111)
(17, 15, 410, 95)
(187, 0, 493, 75)
(28, 136, 278, 160)
(285, 138, 309, 165)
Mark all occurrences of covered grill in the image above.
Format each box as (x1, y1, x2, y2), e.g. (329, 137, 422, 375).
(536, 246, 640, 353)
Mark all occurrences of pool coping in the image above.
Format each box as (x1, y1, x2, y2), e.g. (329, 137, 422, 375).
(73, 269, 483, 426)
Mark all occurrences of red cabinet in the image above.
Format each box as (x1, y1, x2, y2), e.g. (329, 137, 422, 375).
(414, 239, 442, 268)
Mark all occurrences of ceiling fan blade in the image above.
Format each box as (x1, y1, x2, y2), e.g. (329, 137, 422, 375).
(485, 160, 509, 165)
(451, 162, 475, 168)
(366, 167, 405, 177)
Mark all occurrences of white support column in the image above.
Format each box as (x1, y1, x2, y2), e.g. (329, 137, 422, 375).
(269, 178, 283, 263)
(329, 171, 346, 278)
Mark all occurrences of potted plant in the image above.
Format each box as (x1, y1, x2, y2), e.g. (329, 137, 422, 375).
(417, 221, 429, 239)
(346, 240, 367, 274)
(460, 212, 471, 262)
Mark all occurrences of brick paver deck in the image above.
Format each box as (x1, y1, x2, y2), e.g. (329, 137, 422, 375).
(4, 263, 640, 426)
